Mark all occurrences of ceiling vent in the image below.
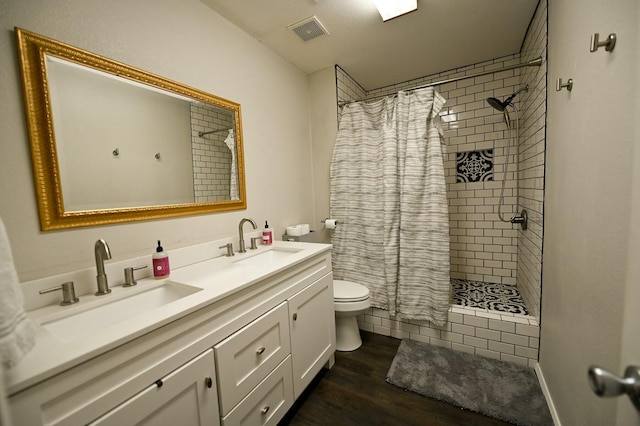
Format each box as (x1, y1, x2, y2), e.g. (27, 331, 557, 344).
(288, 16, 329, 42)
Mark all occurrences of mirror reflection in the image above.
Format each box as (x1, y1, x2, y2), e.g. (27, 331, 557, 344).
(15, 27, 246, 230)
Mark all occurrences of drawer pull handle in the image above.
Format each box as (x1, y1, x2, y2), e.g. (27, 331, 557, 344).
(261, 406, 270, 415)
(293, 313, 298, 321)
(155, 379, 163, 388)
(256, 347, 266, 355)
(205, 377, 213, 388)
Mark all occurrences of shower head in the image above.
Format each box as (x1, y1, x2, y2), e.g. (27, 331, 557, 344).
(486, 85, 529, 112)
(487, 97, 507, 112)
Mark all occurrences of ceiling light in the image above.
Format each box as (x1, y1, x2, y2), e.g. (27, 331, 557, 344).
(373, 0, 417, 21)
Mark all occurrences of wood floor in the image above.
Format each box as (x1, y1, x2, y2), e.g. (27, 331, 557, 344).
(279, 331, 513, 426)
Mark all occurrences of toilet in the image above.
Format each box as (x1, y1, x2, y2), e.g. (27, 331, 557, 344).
(333, 280, 371, 351)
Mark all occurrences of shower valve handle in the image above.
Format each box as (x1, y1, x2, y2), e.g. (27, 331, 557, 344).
(510, 210, 528, 230)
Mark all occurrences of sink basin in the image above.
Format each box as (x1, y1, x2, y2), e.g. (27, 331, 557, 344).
(41, 282, 201, 341)
(233, 247, 302, 267)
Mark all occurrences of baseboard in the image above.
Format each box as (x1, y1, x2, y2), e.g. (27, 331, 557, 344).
(535, 363, 562, 426)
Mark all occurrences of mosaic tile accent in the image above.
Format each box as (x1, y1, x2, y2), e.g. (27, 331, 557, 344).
(456, 149, 493, 183)
(452, 279, 528, 315)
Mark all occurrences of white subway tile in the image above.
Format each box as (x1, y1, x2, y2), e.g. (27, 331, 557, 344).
(418, 326, 440, 339)
(515, 345, 538, 360)
(475, 311, 502, 320)
(509, 316, 530, 325)
(373, 325, 391, 336)
(464, 335, 488, 349)
(381, 318, 400, 330)
(363, 314, 382, 326)
(476, 328, 501, 341)
(371, 308, 391, 319)
(440, 331, 464, 344)
(489, 340, 515, 355)
(358, 322, 373, 333)
(501, 332, 529, 347)
(516, 323, 540, 337)
(450, 306, 469, 315)
(447, 312, 464, 323)
(452, 343, 476, 354)
(451, 323, 476, 336)
(464, 315, 488, 328)
(391, 329, 409, 340)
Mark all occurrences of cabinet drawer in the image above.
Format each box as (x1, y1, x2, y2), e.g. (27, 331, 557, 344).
(221, 356, 294, 426)
(215, 302, 290, 415)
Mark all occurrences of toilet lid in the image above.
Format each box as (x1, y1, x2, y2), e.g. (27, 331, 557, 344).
(334, 280, 370, 302)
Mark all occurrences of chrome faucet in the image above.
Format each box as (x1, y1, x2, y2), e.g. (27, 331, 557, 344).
(95, 239, 112, 295)
(238, 218, 257, 253)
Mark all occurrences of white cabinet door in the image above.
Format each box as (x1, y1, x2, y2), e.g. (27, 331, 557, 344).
(89, 349, 219, 426)
(288, 273, 335, 398)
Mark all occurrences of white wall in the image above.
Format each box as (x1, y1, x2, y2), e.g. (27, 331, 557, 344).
(0, 0, 315, 281)
(541, 0, 639, 424)
(309, 67, 339, 243)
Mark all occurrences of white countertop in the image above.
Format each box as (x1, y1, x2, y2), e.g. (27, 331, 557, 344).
(6, 241, 331, 395)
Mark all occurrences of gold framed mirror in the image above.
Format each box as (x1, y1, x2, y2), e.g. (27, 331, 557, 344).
(15, 27, 246, 231)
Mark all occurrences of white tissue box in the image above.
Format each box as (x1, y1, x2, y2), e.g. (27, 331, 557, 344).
(286, 224, 310, 236)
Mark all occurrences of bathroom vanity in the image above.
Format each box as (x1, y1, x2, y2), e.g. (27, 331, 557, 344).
(7, 241, 335, 426)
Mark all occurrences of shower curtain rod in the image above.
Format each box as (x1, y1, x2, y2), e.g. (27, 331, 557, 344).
(198, 128, 232, 137)
(338, 56, 544, 107)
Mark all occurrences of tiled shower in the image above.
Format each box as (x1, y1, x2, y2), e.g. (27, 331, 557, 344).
(335, 0, 546, 366)
(190, 104, 234, 202)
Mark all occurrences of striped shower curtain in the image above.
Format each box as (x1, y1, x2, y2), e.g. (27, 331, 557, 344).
(224, 129, 239, 200)
(330, 87, 451, 326)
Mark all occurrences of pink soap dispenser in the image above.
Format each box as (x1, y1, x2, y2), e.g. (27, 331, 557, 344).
(152, 240, 170, 279)
(262, 221, 274, 245)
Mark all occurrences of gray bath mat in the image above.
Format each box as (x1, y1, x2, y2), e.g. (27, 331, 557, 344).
(386, 339, 553, 426)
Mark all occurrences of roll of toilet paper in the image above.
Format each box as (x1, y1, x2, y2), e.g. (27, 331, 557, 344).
(287, 224, 311, 236)
(286, 225, 303, 236)
(324, 219, 338, 229)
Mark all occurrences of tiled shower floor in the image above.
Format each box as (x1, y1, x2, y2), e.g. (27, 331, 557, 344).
(451, 279, 529, 315)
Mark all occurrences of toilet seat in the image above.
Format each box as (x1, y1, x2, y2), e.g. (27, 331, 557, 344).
(334, 280, 369, 302)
